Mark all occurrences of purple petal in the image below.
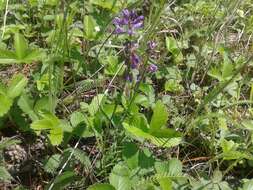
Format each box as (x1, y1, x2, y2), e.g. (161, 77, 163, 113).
(128, 29, 134, 35)
(113, 27, 125, 34)
(129, 10, 137, 18)
(132, 15, 144, 24)
(122, 9, 130, 18)
(132, 21, 144, 29)
(149, 64, 158, 73)
(147, 41, 156, 50)
(125, 75, 132, 82)
(130, 53, 140, 68)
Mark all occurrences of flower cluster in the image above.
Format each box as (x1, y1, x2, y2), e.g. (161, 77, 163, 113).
(112, 9, 158, 82)
(113, 9, 144, 35)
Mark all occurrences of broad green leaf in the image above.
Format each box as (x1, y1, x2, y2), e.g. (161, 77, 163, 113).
(90, 0, 120, 12)
(150, 136, 182, 148)
(165, 80, 183, 93)
(88, 94, 105, 116)
(165, 37, 183, 63)
(242, 180, 253, 190)
(150, 101, 168, 133)
(48, 171, 78, 190)
(155, 158, 183, 177)
(88, 184, 116, 190)
(222, 62, 233, 80)
(0, 49, 17, 64)
(18, 94, 39, 121)
(22, 49, 45, 63)
(14, 33, 28, 59)
(0, 94, 12, 117)
(44, 154, 61, 174)
(109, 163, 133, 190)
(84, 15, 98, 40)
(70, 111, 85, 127)
(49, 127, 63, 146)
(158, 177, 172, 190)
(123, 142, 139, 169)
(31, 113, 68, 145)
(7, 74, 28, 98)
(123, 122, 152, 139)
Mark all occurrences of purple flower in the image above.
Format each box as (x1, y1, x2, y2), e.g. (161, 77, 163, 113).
(112, 9, 144, 35)
(113, 27, 125, 34)
(125, 75, 132, 82)
(147, 41, 156, 50)
(130, 53, 140, 69)
(149, 64, 158, 73)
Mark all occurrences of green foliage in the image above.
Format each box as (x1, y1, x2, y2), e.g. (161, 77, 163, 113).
(31, 113, 72, 145)
(0, 33, 45, 64)
(0, 74, 27, 117)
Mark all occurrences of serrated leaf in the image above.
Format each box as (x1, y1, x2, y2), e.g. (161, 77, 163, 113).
(87, 183, 116, 190)
(44, 154, 61, 174)
(7, 74, 28, 98)
(18, 94, 38, 121)
(155, 158, 183, 177)
(31, 113, 68, 145)
(66, 148, 91, 167)
(150, 101, 168, 133)
(48, 171, 77, 190)
(70, 111, 85, 127)
(109, 163, 132, 190)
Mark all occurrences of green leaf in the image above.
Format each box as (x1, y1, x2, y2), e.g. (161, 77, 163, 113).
(0, 49, 17, 64)
(70, 111, 86, 127)
(123, 142, 139, 169)
(18, 94, 39, 121)
(150, 101, 168, 133)
(165, 37, 183, 63)
(84, 15, 98, 40)
(90, 0, 120, 12)
(70, 148, 91, 167)
(31, 113, 70, 145)
(48, 171, 78, 190)
(88, 94, 105, 116)
(22, 49, 45, 63)
(109, 163, 133, 190)
(155, 158, 183, 177)
(49, 127, 63, 146)
(242, 180, 253, 190)
(44, 154, 61, 174)
(14, 33, 28, 59)
(158, 177, 172, 190)
(0, 94, 12, 117)
(165, 80, 183, 93)
(7, 74, 28, 99)
(0, 166, 13, 182)
(87, 184, 116, 190)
